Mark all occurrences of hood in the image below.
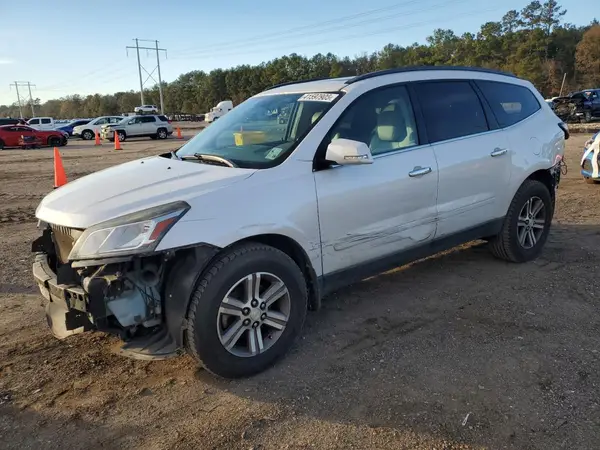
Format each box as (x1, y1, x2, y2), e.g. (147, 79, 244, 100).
(36, 155, 256, 228)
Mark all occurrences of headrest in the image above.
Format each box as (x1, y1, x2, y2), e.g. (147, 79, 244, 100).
(376, 109, 407, 142)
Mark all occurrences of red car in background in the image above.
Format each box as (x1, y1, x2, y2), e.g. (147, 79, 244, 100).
(0, 125, 68, 149)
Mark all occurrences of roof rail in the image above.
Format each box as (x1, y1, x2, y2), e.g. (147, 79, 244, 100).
(345, 66, 517, 85)
(267, 77, 333, 90)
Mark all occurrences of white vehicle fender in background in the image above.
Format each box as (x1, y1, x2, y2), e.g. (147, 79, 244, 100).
(155, 164, 323, 276)
(581, 133, 600, 178)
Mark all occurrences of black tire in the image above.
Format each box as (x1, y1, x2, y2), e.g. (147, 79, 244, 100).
(186, 243, 307, 378)
(60, 137, 68, 146)
(583, 111, 593, 123)
(81, 130, 94, 140)
(489, 180, 553, 263)
(584, 177, 600, 184)
(117, 131, 126, 142)
(156, 128, 168, 140)
(0, 139, 4, 150)
(48, 136, 61, 147)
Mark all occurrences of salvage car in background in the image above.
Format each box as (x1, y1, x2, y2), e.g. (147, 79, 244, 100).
(0, 125, 67, 149)
(581, 131, 600, 184)
(553, 89, 600, 123)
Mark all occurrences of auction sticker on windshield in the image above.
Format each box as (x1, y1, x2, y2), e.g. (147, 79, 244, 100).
(298, 93, 339, 102)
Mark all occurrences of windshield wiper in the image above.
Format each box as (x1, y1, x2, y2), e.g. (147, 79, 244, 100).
(180, 153, 237, 168)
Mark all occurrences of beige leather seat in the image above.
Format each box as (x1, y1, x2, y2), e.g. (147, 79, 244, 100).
(369, 100, 417, 154)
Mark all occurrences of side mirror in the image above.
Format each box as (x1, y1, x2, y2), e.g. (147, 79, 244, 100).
(325, 139, 373, 165)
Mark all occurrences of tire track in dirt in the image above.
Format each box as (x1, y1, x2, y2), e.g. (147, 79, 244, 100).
(0, 207, 37, 224)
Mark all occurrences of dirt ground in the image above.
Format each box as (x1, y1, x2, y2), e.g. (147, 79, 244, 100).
(1, 133, 599, 450)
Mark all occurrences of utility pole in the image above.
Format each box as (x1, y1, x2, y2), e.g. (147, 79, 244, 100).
(9, 81, 36, 118)
(126, 39, 167, 113)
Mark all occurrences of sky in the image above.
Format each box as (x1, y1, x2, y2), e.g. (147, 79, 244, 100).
(0, 0, 596, 105)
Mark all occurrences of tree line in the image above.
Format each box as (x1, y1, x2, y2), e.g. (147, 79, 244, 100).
(1, 1, 599, 119)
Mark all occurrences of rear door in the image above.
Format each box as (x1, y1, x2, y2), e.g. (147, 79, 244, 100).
(141, 116, 157, 135)
(40, 118, 53, 130)
(3, 126, 29, 146)
(412, 80, 511, 238)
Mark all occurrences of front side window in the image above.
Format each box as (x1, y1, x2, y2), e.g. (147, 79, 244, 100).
(29, 119, 39, 125)
(96, 118, 108, 125)
(41, 118, 51, 124)
(109, 117, 121, 123)
(324, 85, 419, 156)
(175, 92, 340, 169)
(476, 80, 541, 128)
(414, 81, 489, 143)
(141, 116, 156, 123)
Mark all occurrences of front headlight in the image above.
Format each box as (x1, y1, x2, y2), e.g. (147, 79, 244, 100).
(68, 201, 189, 260)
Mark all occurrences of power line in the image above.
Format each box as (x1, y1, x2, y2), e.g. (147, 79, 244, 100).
(9, 81, 36, 117)
(172, 0, 429, 57)
(126, 38, 167, 113)
(171, 5, 502, 62)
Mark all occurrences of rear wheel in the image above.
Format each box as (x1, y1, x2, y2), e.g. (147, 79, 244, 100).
(48, 136, 61, 147)
(489, 180, 553, 263)
(0, 139, 4, 150)
(186, 243, 307, 378)
(81, 130, 94, 140)
(156, 128, 168, 140)
(582, 111, 593, 123)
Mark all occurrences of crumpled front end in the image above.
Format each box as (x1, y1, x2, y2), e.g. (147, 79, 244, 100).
(31, 222, 217, 360)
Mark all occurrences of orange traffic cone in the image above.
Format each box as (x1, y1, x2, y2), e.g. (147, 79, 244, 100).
(114, 131, 122, 150)
(176, 127, 183, 139)
(53, 147, 67, 188)
(94, 129, 101, 146)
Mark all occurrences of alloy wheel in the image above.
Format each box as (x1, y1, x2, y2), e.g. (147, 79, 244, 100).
(217, 272, 290, 357)
(517, 196, 546, 249)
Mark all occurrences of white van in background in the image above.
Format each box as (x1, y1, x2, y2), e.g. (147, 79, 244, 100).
(27, 117, 56, 130)
(205, 100, 233, 123)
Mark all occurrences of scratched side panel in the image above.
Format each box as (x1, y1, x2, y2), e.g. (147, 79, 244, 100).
(315, 146, 439, 275)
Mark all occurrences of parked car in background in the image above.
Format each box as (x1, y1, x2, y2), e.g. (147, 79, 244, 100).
(0, 125, 67, 149)
(31, 67, 566, 378)
(205, 100, 233, 123)
(581, 131, 600, 184)
(100, 114, 173, 141)
(552, 89, 600, 123)
(73, 116, 124, 140)
(27, 117, 57, 131)
(0, 118, 21, 126)
(134, 105, 158, 114)
(57, 119, 91, 136)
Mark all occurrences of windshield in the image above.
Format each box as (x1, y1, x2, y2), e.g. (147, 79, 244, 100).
(176, 92, 340, 169)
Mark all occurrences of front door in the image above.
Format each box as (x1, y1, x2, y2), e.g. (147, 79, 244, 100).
(412, 80, 511, 238)
(314, 85, 439, 276)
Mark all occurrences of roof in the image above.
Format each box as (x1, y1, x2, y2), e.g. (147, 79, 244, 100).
(261, 66, 520, 96)
(259, 77, 353, 95)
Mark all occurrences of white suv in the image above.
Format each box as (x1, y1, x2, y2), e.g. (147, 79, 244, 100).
(32, 67, 566, 378)
(134, 105, 158, 114)
(73, 116, 124, 140)
(100, 114, 173, 141)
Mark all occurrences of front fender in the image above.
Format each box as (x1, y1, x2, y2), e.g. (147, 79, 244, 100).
(163, 245, 219, 347)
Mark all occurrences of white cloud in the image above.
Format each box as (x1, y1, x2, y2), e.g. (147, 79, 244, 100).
(0, 58, 14, 64)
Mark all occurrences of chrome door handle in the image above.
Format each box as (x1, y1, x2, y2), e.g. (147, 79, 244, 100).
(491, 148, 508, 157)
(408, 166, 432, 177)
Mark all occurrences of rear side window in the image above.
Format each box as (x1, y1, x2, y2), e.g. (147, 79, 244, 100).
(476, 80, 540, 128)
(158, 115, 168, 122)
(414, 81, 489, 143)
(41, 118, 51, 124)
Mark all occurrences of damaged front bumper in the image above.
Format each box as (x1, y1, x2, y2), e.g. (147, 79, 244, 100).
(31, 224, 218, 360)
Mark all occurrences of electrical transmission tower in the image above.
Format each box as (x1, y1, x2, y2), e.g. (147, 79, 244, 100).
(126, 39, 167, 113)
(9, 81, 36, 117)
